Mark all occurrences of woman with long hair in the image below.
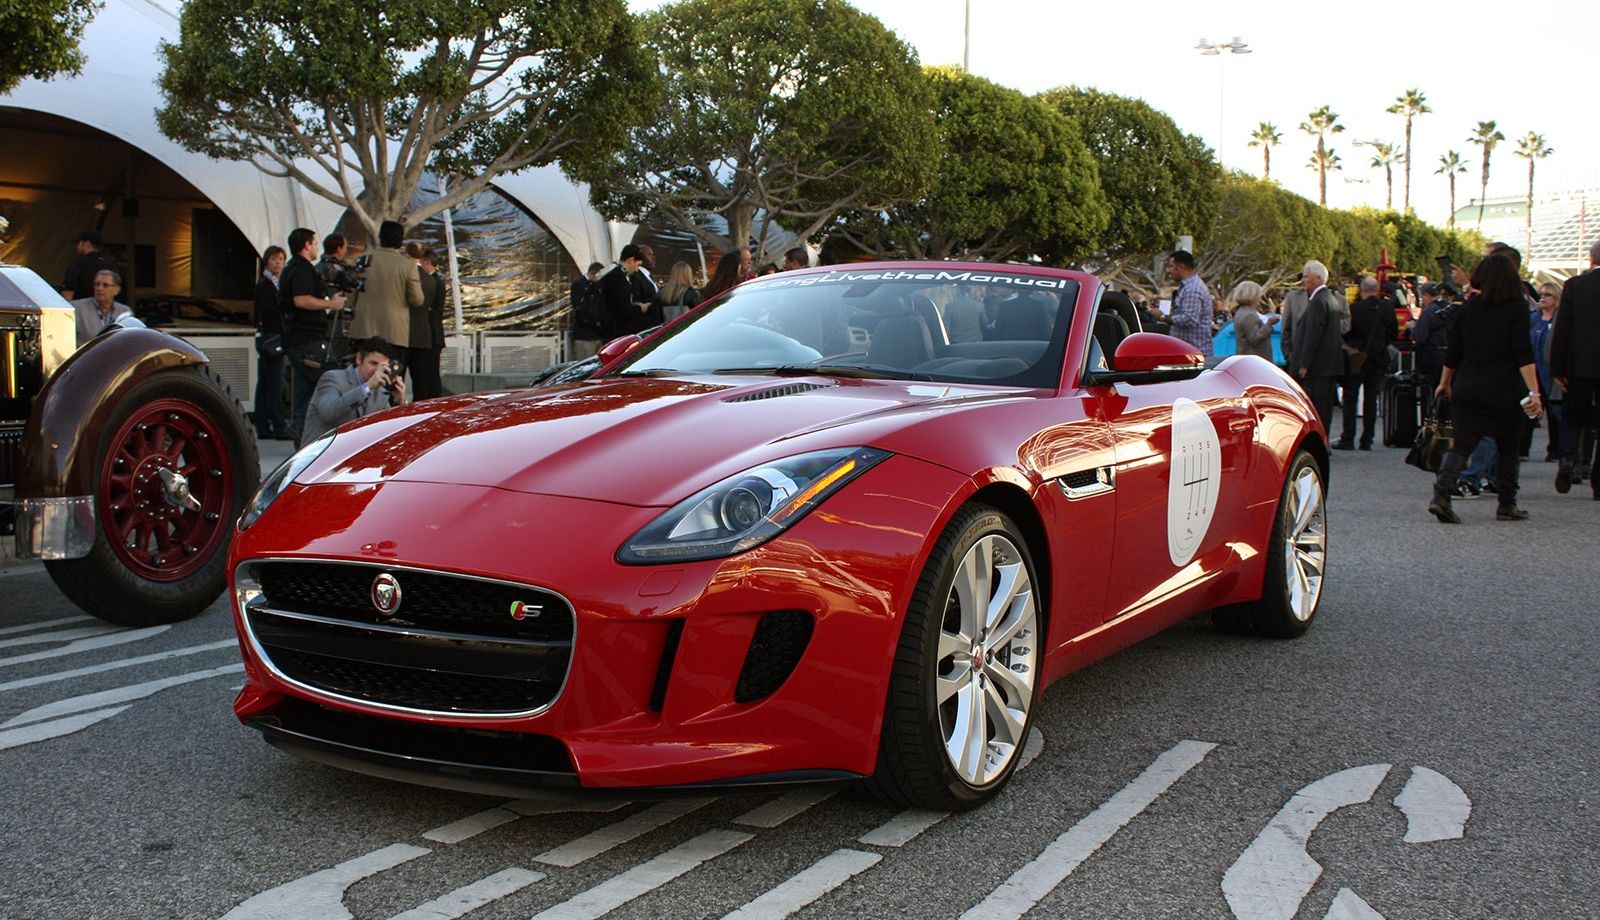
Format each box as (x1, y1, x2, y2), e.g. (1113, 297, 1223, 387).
(658, 261, 702, 322)
(701, 248, 749, 302)
(1429, 254, 1543, 523)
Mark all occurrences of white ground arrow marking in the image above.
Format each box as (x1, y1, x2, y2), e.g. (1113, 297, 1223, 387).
(534, 798, 715, 868)
(0, 706, 130, 752)
(220, 843, 431, 920)
(1325, 888, 1385, 919)
(1394, 766, 1470, 843)
(531, 829, 753, 920)
(1221, 764, 1392, 920)
(421, 799, 623, 845)
(386, 867, 545, 920)
(0, 626, 170, 668)
(2, 663, 242, 728)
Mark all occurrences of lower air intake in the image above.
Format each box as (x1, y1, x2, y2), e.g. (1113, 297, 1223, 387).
(734, 611, 814, 703)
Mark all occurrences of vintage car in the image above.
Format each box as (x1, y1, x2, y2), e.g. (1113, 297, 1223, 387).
(1, 264, 258, 626)
(229, 262, 1329, 810)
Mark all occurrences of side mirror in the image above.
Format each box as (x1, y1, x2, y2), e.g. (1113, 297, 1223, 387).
(596, 333, 643, 366)
(1089, 332, 1205, 385)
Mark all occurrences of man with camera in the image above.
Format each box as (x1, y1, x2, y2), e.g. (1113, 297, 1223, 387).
(281, 227, 348, 445)
(301, 336, 405, 444)
(350, 220, 423, 389)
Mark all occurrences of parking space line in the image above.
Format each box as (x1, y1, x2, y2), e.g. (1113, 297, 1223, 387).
(531, 829, 753, 920)
(534, 798, 715, 868)
(386, 867, 545, 920)
(0, 706, 130, 752)
(733, 787, 839, 829)
(722, 848, 881, 920)
(0, 615, 92, 637)
(960, 739, 1218, 920)
(221, 843, 431, 920)
(0, 639, 238, 692)
(422, 805, 524, 845)
(0, 624, 122, 650)
(856, 809, 945, 848)
(1, 663, 243, 728)
(0, 625, 171, 668)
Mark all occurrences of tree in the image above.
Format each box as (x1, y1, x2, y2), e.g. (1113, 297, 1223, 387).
(1300, 106, 1344, 205)
(1436, 150, 1467, 228)
(570, 0, 935, 262)
(0, 0, 100, 94)
(833, 68, 1106, 263)
(1466, 120, 1505, 229)
(157, 0, 653, 239)
(1039, 86, 1220, 259)
(1513, 131, 1554, 236)
(1369, 142, 1402, 210)
(1385, 88, 1430, 212)
(1248, 122, 1281, 181)
(1197, 173, 1337, 300)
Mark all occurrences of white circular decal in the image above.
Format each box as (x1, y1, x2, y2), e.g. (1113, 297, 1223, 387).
(1168, 398, 1221, 567)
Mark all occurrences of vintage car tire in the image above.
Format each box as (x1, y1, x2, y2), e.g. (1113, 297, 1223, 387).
(865, 503, 1041, 810)
(45, 365, 258, 626)
(1213, 450, 1326, 639)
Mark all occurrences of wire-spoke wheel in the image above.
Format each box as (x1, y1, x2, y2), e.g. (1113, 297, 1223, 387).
(1214, 449, 1325, 638)
(866, 504, 1041, 810)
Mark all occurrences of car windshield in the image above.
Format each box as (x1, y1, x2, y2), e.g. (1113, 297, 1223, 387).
(608, 267, 1080, 388)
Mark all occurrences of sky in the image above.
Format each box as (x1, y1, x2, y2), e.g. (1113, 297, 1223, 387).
(630, 0, 1595, 228)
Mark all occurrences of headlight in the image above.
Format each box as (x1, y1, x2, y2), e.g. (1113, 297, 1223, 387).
(619, 447, 891, 564)
(238, 434, 335, 531)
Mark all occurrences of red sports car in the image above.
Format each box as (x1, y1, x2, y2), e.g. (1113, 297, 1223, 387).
(228, 262, 1329, 810)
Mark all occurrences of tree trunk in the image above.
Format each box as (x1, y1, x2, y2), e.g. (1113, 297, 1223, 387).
(1385, 164, 1393, 210)
(1478, 157, 1490, 229)
(1263, 147, 1270, 180)
(726, 201, 756, 263)
(1526, 161, 1535, 232)
(1447, 176, 1456, 228)
(1317, 136, 1327, 205)
(1402, 118, 1412, 212)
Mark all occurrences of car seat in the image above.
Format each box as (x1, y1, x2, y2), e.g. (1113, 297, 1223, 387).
(866, 312, 936, 368)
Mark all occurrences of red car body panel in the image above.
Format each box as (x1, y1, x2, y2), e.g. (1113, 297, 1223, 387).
(229, 263, 1326, 791)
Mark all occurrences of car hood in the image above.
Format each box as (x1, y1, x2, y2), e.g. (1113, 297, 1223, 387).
(304, 376, 1029, 507)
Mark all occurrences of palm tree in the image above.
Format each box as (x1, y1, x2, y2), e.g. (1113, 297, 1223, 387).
(1386, 88, 1430, 211)
(1369, 142, 1402, 210)
(1248, 122, 1281, 180)
(1436, 151, 1467, 227)
(1513, 131, 1555, 236)
(1300, 106, 1344, 205)
(1467, 120, 1505, 228)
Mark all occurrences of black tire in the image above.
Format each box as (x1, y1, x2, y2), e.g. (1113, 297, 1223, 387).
(1213, 449, 1325, 639)
(45, 365, 259, 626)
(864, 503, 1042, 810)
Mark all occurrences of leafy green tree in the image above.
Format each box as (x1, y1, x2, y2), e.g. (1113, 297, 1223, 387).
(1038, 86, 1220, 259)
(1300, 105, 1344, 205)
(0, 0, 100, 94)
(1198, 173, 1337, 298)
(1466, 120, 1505, 229)
(1325, 208, 1389, 279)
(1386, 88, 1430, 212)
(833, 67, 1106, 263)
(1513, 131, 1554, 236)
(1248, 122, 1281, 181)
(1368, 142, 1402, 210)
(570, 0, 935, 262)
(1436, 151, 1467, 227)
(157, 0, 652, 238)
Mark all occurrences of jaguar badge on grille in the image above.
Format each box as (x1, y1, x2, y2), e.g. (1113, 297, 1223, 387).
(371, 573, 402, 616)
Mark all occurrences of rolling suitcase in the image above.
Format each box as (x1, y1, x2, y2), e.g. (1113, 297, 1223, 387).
(1382, 373, 1421, 447)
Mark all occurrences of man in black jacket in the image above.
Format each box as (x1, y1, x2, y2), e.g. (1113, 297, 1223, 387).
(253, 245, 289, 439)
(600, 244, 648, 340)
(1550, 238, 1600, 497)
(1288, 260, 1346, 432)
(1336, 278, 1399, 450)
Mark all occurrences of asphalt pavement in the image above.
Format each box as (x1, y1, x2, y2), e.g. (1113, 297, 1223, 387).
(0, 437, 1595, 919)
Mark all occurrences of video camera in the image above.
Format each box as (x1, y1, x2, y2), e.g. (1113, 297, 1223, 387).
(1433, 255, 1464, 300)
(318, 253, 371, 296)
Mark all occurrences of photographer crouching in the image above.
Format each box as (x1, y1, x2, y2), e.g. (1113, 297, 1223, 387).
(301, 336, 405, 444)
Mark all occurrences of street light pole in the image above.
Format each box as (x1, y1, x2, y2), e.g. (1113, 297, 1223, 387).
(1194, 37, 1251, 164)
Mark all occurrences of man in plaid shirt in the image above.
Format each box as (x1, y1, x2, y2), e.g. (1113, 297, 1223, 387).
(1165, 250, 1215, 356)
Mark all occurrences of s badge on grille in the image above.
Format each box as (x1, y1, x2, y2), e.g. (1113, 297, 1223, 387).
(510, 600, 542, 621)
(371, 573, 402, 616)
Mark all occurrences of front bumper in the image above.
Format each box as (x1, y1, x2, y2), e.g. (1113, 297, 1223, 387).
(229, 456, 969, 790)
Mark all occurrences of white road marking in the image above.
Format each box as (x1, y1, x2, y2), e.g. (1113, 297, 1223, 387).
(0, 706, 130, 752)
(1222, 763, 1392, 920)
(0, 615, 92, 637)
(0, 625, 170, 668)
(531, 829, 753, 920)
(1017, 727, 1045, 770)
(733, 787, 839, 828)
(0, 639, 238, 692)
(856, 809, 946, 848)
(386, 867, 545, 920)
(1394, 766, 1470, 843)
(721, 848, 881, 920)
(0, 624, 121, 649)
(1, 663, 242, 727)
(534, 798, 715, 868)
(220, 843, 431, 920)
(960, 739, 1218, 920)
(422, 799, 622, 845)
(1325, 888, 1385, 919)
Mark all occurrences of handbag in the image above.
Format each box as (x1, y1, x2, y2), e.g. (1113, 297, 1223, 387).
(257, 333, 285, 359)
(1405, 397, 1453, 472)
(1342, 342, 1366, 376)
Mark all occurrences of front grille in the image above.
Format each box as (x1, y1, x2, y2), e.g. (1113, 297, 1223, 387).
(735, 611, 814, 703)
(245, 561, 574, 717)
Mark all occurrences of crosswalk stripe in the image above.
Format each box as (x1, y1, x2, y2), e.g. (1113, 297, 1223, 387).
(386, 867, 545, 920)
(534, 798, 715, 868)
(531, 829, 753, 920)
(0, 639, 237, 692)
(722, 848, 881, 920)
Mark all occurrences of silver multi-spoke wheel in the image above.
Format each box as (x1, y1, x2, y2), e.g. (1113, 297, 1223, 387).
(935, 533, 1037, 786)
(1284, 464, 1326, 622)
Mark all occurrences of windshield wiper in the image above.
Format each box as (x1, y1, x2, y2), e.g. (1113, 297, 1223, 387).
(712, 364, 929, 381)
(609, 367, 683, 378)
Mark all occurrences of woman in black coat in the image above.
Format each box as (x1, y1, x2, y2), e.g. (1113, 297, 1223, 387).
(1429, 254, 1543, 522)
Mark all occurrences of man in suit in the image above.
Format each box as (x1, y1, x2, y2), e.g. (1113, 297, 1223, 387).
(1278, 283, 1309, 369)
(629, 243, 661, 331)
(253, 245, 290, 439)
(302, 336, 404, 444)
(406, 244, 447, 400)
(349, 220, 423, 382)
(1550, 238, 1600, 497)
(1336, 277, 1399, 450)
(1288, 260, 1345, 433)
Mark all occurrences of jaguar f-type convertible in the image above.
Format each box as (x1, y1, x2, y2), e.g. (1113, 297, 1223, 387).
(229, 262, 1329, 809)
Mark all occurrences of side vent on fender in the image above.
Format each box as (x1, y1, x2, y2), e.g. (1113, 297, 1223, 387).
(734, 611, 814, 703)
(650, 619, 684, 712)
(725, 382, 832, 403)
